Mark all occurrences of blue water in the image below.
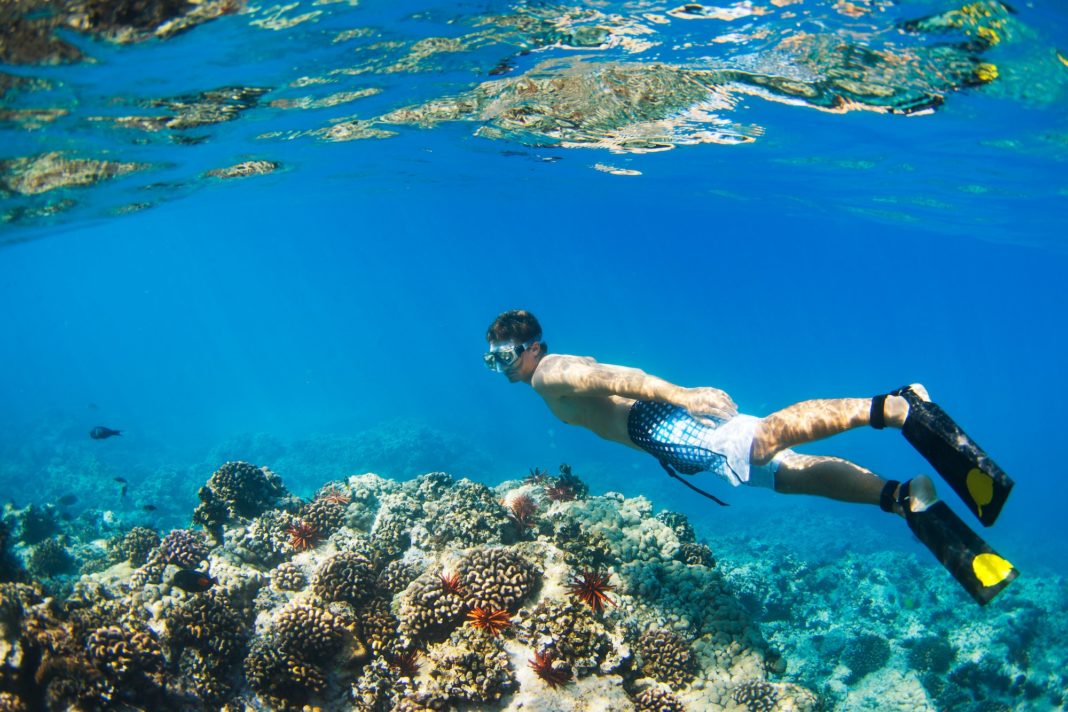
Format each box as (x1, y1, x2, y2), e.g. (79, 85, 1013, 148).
(2, 0, 1067, 587)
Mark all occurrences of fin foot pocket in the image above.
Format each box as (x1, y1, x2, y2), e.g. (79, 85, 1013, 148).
(893, 385, 1013, 527)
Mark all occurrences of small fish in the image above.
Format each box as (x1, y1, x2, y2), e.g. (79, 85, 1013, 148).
(90, 426, 121, 440)
(57, 494, 78, 506)
(120, 485, 128, 498)
(60, 512, 74, 521)
(142, 504, 157, 512)
(114, 477, 127, 484)
(171, 569, 217, 593)
(88, 403, 99, 411)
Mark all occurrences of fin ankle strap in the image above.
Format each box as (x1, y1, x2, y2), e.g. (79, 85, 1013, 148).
(870, 394, 887, 430)
(880, 479, 901, 513)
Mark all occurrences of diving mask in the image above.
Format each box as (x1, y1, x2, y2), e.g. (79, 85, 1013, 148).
(484, 339, 537, 372)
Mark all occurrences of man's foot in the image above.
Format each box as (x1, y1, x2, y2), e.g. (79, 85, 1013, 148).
(891, 383, 1013, 527)
(880, 475, 937, 518)
(878, 383, 929, 429)
(897, 475, 937, 516)
(883, 476, 938, 518)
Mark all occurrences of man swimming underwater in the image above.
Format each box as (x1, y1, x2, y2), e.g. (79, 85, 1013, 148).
(484, 310, 1018, 605)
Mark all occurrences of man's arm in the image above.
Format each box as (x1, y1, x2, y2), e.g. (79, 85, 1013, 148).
(533, 355, 737, 420)
(534, 355, 683, 401)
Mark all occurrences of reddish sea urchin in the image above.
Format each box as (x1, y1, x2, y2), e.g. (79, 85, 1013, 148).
(528, 648, 573, 688)
(388, 650, 421, 677)
(567, 569, 616, 613)
(286, 520, 319, 551)
(317, 488, 350, 505)
(439, 571, 463, 595)
(466, 607, 512, 636)
(506, 494, 538, 530)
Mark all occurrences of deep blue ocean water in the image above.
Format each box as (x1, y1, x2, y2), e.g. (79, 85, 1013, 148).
(2, 0, 1067, 605)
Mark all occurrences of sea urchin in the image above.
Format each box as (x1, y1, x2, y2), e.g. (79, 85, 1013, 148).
(286, 520, 319, 551)
(567, 569, 615, 613)
(528, 648, 573, 688)
(466, 607, 511, 636)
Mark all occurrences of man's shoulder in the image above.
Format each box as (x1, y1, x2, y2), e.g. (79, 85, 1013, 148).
(536, 353, 596, 376)
(531, 353, 595, 393)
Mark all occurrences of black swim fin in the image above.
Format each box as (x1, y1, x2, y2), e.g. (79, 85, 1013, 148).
(906, 500, 1017, 606)
(893, 386, 1013, 527)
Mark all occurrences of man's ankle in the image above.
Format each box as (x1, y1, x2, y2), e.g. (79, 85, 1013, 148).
(883, 395, 910, 429)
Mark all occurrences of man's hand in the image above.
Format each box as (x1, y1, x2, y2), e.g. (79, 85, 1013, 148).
(679, 387, 738, 425)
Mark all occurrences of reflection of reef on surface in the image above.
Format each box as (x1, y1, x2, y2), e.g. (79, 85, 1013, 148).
(1, 0, 1060, 231)
(0, 152, 146, 196)
(92, 86, 270, 136)
(0, 462, 822, 710)
(0, 0, 241, 64)
(373, 0, 1008, 153)
(378, 60, 761, 153)
(204, 159, 280, 179)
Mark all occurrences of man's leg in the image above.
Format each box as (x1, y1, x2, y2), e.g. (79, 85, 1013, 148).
(749, 385, 928, 465)
(772, 453, 889, 506)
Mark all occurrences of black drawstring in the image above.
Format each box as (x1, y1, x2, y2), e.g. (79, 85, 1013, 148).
(658, 460, 729, 506)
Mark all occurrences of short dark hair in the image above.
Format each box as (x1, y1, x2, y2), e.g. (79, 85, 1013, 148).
(486, 310, 546, 351)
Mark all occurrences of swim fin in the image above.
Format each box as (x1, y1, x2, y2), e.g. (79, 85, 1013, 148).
(906, 499, 1018, 606)
(892, 386, 1014, 527)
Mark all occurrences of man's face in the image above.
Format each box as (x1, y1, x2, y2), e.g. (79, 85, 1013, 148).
(487, 339, 540, 383)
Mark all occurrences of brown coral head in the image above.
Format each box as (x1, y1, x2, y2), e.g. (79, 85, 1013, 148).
(567, 569, 616, 613)
(439, 571, 463, 596)
(529, 648, 572, 688)
(465, 607, 511, 637)
(286, 520, 319, 551)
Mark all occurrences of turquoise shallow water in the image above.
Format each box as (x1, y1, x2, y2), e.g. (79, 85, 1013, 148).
(1, 0, 1068, 709)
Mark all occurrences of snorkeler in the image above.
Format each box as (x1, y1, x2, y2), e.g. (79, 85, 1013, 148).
(484, 310, 1017, 605)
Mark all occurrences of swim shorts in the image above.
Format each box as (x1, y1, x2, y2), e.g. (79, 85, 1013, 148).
(626, 400, 794, 489)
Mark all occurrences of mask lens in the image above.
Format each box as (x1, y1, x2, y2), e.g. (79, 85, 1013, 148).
(484, 343, 524, 372)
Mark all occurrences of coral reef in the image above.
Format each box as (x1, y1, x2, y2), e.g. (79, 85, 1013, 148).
(733, 679, 779, 711)
(193, 460, 289, 540)
(1, 464, 832, 710)
(635, 685, 685, 711)
(637, 629, 696, 689)
(26, 539, 75, 579)
(841, 633, 892, 683)
(14, 505, 57, 546)
(115, 527, 160, 567)
(312, 551, 376, 606)
(271, 562, 307, 591)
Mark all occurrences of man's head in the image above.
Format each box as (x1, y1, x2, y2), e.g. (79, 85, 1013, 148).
(484, 310, 547, 383)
